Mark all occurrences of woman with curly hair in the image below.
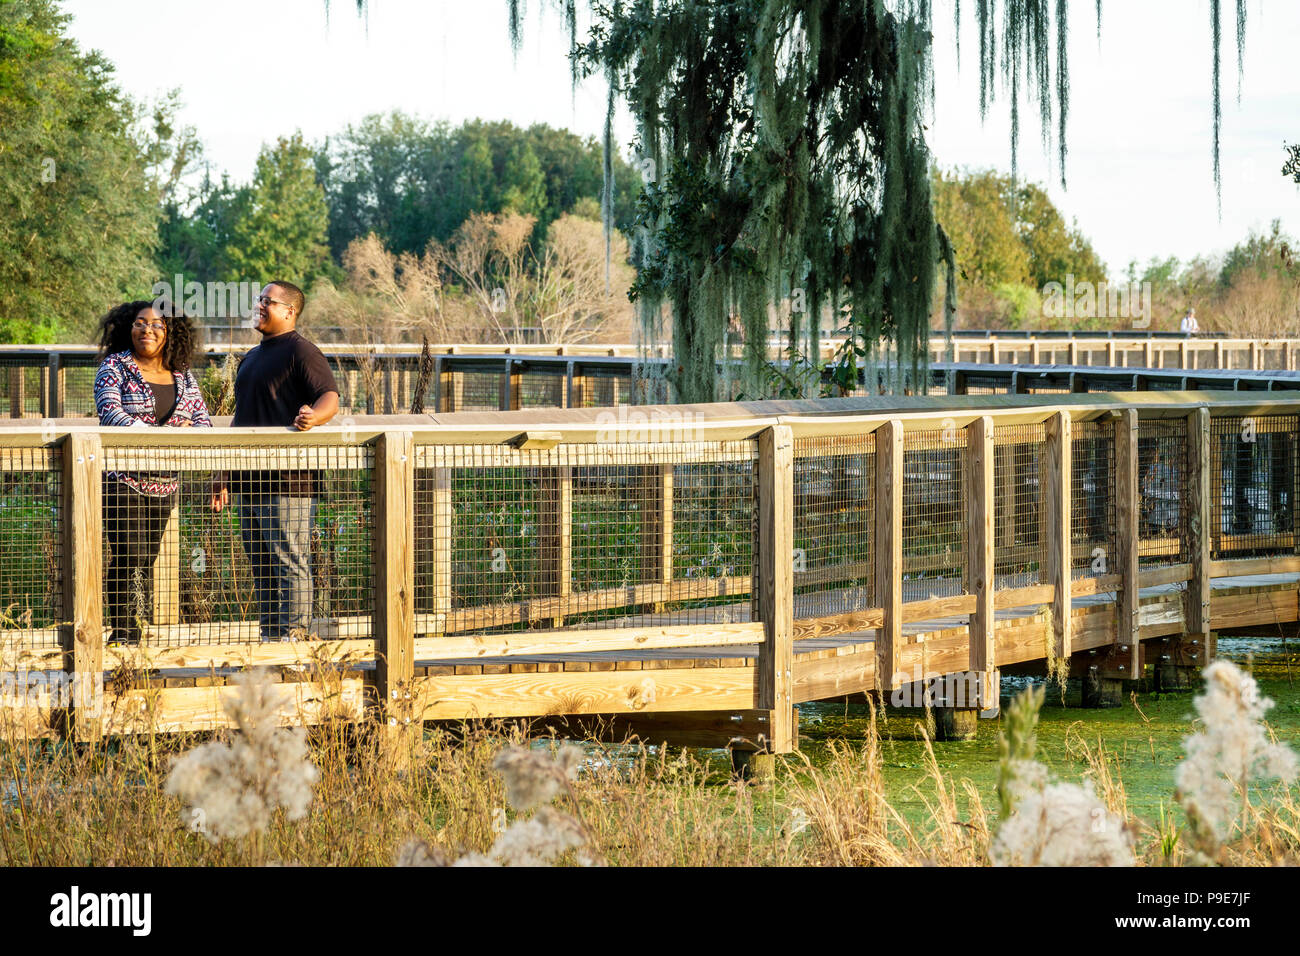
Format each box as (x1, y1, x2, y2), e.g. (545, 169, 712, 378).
(94, 300, 212, 645)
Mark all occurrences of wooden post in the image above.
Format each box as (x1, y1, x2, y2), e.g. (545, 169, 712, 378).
(1030, 341, 1041, 364)
(61, 432, 103, 743)
(564, 360, 576, 409)
(755, 425, 795, 754)
(966, 416, 995, 706)
(1185, 407, 1212, 645)
(346, 368, 360, 414)
(1045, 411, 1072, 660)
(1068, 340, 1079, 365)
(499, 359, 512, 411)
(431, 357, 444, 413)
(152, 500, 180, 626)
(1250, 341, 1260, 370)
(1214, 341, 1225, 369)
(439, 363, 461, 413)
(1115, 408, 1140, 676)
(382, 358, 395, 415)
(873, 420, 903, 698)
(374, 431, 416, 754)
(398, 367, 411, 413)
(641, 464, 673, 611)
(1106, 341, 1117, 367)
(508, 360, 523, 410)
(539, 466, 573, 628)
(9, 366, 24, 418)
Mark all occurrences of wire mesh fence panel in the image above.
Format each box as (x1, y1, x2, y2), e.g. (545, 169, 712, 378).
(1137, 418, 1190, 567)
(1159, 347, 1181, 369)
(993, 424, 1046, 589)
(0, 448, 62, 646)
(1124, 348, 1145, 368)
(518, 370, 565, 408)
(324, 357, 373, 416)
(62, 359, 99, 417)
(1210, 414, 1299, 560)
(792, 434, 875, 619)
(414, 441, 756, 635)
(1231, 348, 1251, 370)
(1071, 420, 1117, 580)
(451, 369, 504, 412)
(101, 444, 374, 647)
(965, 377, 1007, 395)
(902, 429, 966, 599)
(580, 373, 632, 407)
(0, 361, 41, 419)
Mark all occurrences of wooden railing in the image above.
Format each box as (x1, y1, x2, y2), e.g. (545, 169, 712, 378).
(5, 333, 1300, 418)
(3, 390, 1300, 748)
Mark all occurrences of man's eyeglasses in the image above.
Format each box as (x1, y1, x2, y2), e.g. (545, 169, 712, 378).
(132, 320, 166, 332)
(255, 294, 292, 308)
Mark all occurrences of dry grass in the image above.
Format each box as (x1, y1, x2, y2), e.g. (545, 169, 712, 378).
(1, 666, 1298, 867)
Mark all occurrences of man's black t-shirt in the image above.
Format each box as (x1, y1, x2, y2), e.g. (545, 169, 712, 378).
(231, 330, 339, 497)
(232, 330, 338, 427)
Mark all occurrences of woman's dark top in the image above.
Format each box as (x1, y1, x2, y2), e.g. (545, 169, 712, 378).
(149, 381, 177, 422)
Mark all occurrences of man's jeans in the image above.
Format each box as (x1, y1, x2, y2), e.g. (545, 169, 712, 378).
(238, 495, 315, 641)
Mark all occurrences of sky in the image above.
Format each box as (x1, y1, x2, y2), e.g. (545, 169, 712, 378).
(60, 0, 1300, 281)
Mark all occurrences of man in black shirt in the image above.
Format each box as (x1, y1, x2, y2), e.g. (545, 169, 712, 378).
(210, 281, 340, 641)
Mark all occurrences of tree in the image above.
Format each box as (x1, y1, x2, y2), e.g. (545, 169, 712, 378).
(313, 114, 640, 260)
(1015, 181, 1106, 290)
(225, 133, 332, 288)
(931, 169, 1032, 290)
(0, 0, 168, 340)
(337, 0, 1250, 400)
(431, 210, 634, 344)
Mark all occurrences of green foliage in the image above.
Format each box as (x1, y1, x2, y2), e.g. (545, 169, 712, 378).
(313, 113, 639, 260)
(224, 133, 332, 289)
(0, 0, 166, 339)
(932, 167, 1105, 325)
(1285, 142, 1300, 184)
(1218, 219, 1299, 289)
(575, 0, 953, 401)
(993, 282, 1041, 327)
(932, 169, 1032, 288)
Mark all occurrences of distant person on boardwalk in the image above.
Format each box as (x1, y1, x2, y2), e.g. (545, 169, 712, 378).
(94, 301, 212, 646)
(209, 281, 340, 642)
(1180, 308, 1200, 335)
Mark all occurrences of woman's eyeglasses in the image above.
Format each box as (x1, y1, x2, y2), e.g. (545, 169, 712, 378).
(132, 320, 166, 332)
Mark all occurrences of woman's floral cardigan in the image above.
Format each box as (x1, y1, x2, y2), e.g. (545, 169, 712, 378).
(94, 350, 213, 496)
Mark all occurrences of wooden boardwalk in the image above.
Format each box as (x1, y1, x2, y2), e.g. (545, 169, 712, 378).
(4, 390, 1300, 749)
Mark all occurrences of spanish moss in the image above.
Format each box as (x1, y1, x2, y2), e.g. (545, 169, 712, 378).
(1212, 0, 1222, 216)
